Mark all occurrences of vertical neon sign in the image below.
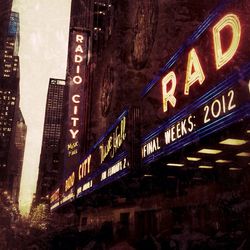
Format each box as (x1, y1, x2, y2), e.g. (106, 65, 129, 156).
(64, 28, 89, 176)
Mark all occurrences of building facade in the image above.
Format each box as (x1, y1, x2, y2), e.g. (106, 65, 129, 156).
(0, 11, 26, 207)
(48, 0, 250, 248)
(35, 78, 66, 204)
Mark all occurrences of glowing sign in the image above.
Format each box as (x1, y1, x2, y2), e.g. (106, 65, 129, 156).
(141, 1, 250, 165)
(68, 33, 86, 141)
(75, 110, 134, 198)
(99, 116, 126, 163)
(65, 171, 75, 192)
(162, 13, 241, 113)
(213, 14, 241, 70)
(64, 29, 89, 179)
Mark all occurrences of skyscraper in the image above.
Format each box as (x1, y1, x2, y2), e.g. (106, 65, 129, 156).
(35, 78, 66, 204)
(0, 0, 13, 53)
(8, 108, 27, 206)
(0, 12, 21, 193)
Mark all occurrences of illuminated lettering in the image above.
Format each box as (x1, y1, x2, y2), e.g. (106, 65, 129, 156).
(65, 172, 75, 192)
(164, 115, 194, 145)
(76, 34, 84, 43)
(75, 44, 83, 53)
(78, 155, 92, 181)
(213, 14, 241, 70)
(69, 129, 79, 139)
(74, 55, 83, 63)
(71, 117, 79, 127)
(99, 117, 126, 163)
(72, 95, 80, 104)
(142, 137, 160, 158)
(162, 71, 177, 112)
(184, 48, 205, 95)
(73, 75, 82, 84)
(68, 32, 86, 142)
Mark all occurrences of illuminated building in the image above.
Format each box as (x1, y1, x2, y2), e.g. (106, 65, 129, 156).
(0, 11, 22, 195)
(0, 0, 13, 53)
(49, 0, 250, 248)
(35, 78, 66, 204)
(1, 12, 20, 79)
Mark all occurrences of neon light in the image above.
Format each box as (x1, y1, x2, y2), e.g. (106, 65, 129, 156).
(162, 71, 177, 112)
(65, 172, 75, 192)
(213, 14, 241, 70)
(99, 117, 126, 163)
(184, 48, 205, 95)
(78, 154, 91, 181)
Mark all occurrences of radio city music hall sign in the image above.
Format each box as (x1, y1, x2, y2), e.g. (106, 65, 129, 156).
(162, 14, 240, 113)
(142, 10, 250, 162)
(69, 33, 85, 141)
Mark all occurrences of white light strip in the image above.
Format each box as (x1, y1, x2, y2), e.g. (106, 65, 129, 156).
(187, 157, 201, 161)
(198, 148, 222, 154)
(216, 159, 232, 163)
(229, 167, 242, 171)
(167, 163, 184, 167)
(199, 165, 213, 169)
(219, 138, 248, 146)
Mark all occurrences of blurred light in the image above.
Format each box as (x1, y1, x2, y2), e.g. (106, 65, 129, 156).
(198, 149, 222, 154)
(229, 167, 242, 171)
(167, 176, 176, 179)
(187, 157, 201, 161)
(166, 163, 184, 167)
(216, 159, 232, 163)
(144, 174, 152, 177)
(219, 138, 248, 145)
(198, 165, 213, 169)
(247, 130, 250, 134)
(236, 152, 250, 157)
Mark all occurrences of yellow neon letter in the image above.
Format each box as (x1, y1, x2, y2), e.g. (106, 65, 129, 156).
(184, 48, 205, 95)
(162, 71, 177, 112)
(213, 14, 241, 70)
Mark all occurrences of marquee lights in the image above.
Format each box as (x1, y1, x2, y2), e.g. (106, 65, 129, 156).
(162, 13, 241, 113)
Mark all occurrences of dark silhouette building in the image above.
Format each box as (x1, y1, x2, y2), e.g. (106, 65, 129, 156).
(0, 12, 23, 200)
(8, 108, 27, 206)
(35, 78, 66, 204)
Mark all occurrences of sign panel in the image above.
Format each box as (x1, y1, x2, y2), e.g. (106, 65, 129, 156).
(141, 0, 250, 165)
(64, 28, 89, 176)
(76, 110, 130, 198)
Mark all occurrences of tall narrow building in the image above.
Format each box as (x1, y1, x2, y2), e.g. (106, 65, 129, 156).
(35, 78, 66, 204)
(0, 0, 13, 54)
(8, 108, 27, 206)
(0, 12, 21, 193)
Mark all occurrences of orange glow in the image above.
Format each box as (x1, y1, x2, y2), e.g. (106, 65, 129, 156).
(162, 71, 177, 112)
(213, 14, 241, 70)
(184, 48, 205, 95)
(65, 172, 75, 192)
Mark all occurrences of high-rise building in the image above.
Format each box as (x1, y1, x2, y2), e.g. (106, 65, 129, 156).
(35, 78, 66, 204)
(1, 11, 20, 79)
(0, 11, 20, 192)
(8, 108, 27, 206)
(0, 0, 13, 53)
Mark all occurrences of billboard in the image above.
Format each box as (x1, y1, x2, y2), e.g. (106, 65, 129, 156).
(141, 0, 250, 165)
